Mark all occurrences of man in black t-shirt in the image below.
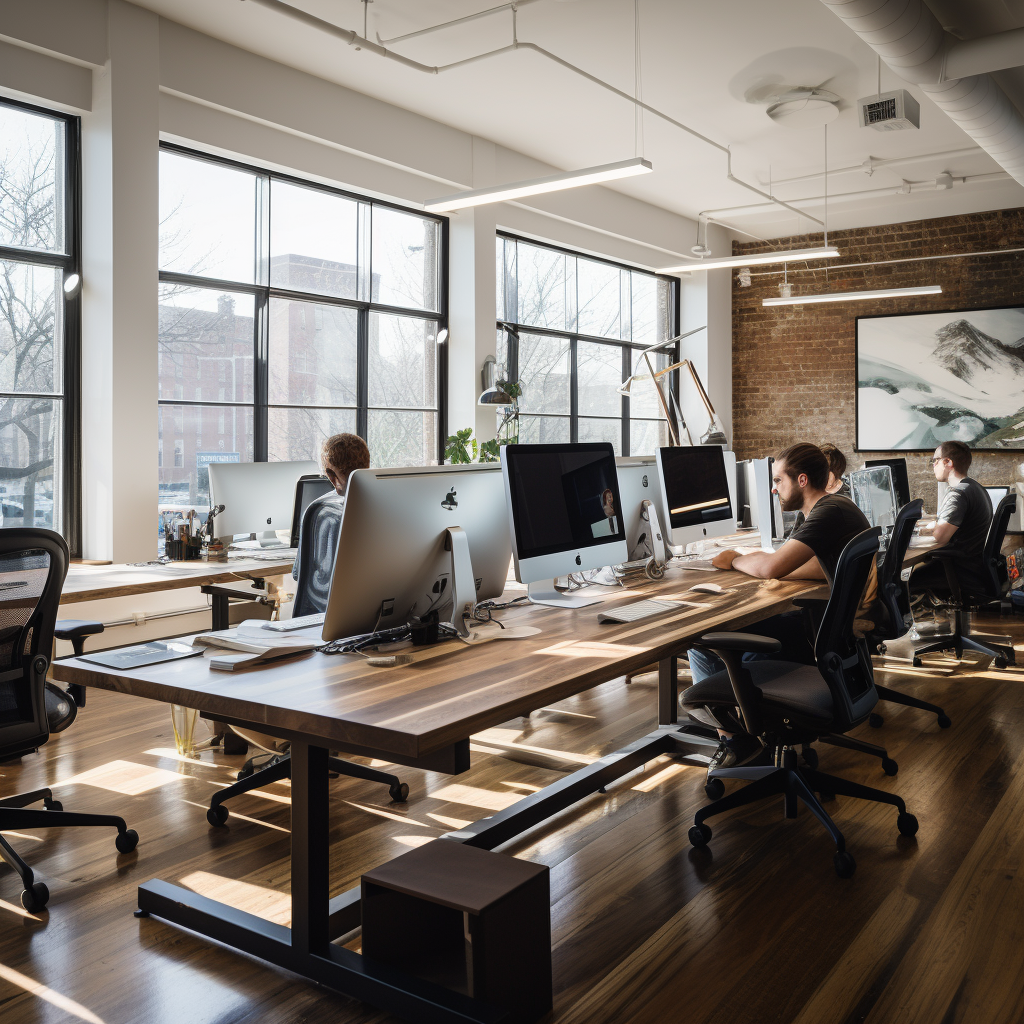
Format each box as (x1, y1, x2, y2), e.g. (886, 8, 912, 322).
(684, 442, 874, 766)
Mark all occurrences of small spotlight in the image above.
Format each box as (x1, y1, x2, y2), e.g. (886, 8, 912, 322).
(63, 273, 81, 296)
(435, 328, 449, 345)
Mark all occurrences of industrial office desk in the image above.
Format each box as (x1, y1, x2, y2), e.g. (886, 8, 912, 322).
(53, 565, 824, 1023)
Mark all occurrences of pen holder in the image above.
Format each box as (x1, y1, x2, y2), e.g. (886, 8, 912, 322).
(165, 538, 204, 561)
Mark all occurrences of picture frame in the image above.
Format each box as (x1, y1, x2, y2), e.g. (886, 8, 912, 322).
(855, 304, 1024, 452)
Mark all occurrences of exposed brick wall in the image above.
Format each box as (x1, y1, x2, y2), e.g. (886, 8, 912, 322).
(732, 208, 1024, 511)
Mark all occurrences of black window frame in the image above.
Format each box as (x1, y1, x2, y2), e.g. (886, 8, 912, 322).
(0, 95, 82, 554)
(496, 232, 679, 454)
(157, 142, 448, 484)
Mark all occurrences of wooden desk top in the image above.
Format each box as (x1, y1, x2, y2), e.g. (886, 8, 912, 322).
(59, 556, 294, 605)
(52, 565, 824, 760)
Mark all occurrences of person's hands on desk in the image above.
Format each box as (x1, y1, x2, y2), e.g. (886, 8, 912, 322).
(711, 549, 740, 570)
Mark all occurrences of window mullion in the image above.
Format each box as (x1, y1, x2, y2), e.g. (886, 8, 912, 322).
(356, 307, 369, 440)
(569, 336, 578, 443)
(254, 290, 269, 461)
(621, 345, 630, 456)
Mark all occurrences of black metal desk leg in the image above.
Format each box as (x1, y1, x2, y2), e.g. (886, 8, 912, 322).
(658, 655, 679, 725)
(290, 741, 330, 956)
(211, 593, 230, 631)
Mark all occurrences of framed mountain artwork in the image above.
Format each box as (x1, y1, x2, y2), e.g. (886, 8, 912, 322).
(856, 305, 1024, 451)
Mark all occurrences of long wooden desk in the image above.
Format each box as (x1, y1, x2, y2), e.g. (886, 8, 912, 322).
(53, 563, 824, 1024)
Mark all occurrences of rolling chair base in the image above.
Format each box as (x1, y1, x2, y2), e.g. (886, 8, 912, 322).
(912, 633, 1017, 668)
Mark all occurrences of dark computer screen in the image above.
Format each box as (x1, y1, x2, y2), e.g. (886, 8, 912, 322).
(659, 446, 733, 530)
(505, 443, 624, 560)
(865, 458, 911, 508)
(290, 475, 334, 547)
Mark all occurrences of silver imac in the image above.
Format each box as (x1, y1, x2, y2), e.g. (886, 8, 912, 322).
(655, 445, 736, 548)
(738, 457, 783, 551)
(502, 442, 628, 608)
(209, 460, 319, 545)
(615, 456, 669, 564)
(850, 464, 898, 530)
(321, 464, 512, 641)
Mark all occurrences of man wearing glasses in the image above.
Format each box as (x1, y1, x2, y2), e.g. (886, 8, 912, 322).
(912, 440, 992, 597)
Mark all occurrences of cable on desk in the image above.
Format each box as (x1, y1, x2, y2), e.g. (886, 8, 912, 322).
(318, 622, 461, 655)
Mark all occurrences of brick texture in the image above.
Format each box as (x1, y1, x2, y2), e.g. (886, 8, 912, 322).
(731, 207, 1024, 509)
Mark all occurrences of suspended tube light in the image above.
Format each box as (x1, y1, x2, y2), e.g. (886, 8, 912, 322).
(659, 246, 840, 274)
(762, 284, 942, 306)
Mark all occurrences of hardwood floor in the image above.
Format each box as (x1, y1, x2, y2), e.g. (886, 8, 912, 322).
(3, 616, 1024, 1024)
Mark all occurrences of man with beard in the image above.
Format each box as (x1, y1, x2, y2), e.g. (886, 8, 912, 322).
(683, 442, 874, 766)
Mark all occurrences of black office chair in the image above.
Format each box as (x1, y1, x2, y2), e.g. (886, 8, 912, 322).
(0, 529, 138, 912)
(682, 528, 919, 878)
(912, 493, 1017, 669)
(207, 494, 408, 827)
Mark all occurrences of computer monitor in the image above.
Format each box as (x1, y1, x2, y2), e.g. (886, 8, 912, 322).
(737, 457, 782, 551)
(655, 445, 736, 548)
(983, 485, 1010, 513)
(615, 457, 668, 564)
(321, 464, 512, 641)
(209, 460, 319, 545)
(290, 475, 334, 547)
(503, 443, 627, 608)
(865, 458, 911, 508)
(849, 464, 898, 530)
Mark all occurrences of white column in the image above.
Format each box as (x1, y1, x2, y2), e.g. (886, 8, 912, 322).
(81, 0, 159, 561)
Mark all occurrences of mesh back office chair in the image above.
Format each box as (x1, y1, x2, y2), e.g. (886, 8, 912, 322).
(0, 529, 138, 912)
(207, 495, 408, 827)
(682, 528, 919, 878)
(912, 493, 1017, 668)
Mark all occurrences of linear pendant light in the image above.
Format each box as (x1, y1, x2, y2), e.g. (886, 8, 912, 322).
(658, 246, 840, 274)
(763, 284, 942, 306)
(424, 157, 653, 212)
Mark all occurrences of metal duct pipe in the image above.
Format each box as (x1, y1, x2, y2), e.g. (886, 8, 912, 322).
(820, 0, 1024, 187)
(945, 26, 1024, 80)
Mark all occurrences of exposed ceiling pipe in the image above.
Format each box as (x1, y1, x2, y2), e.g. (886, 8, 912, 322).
(944, 26, 1024, 80)
(819, 0, 1024, 187)
(376, 0, 545, 46)
(757, 146, 982, 187)
(238, 0, 824, 229)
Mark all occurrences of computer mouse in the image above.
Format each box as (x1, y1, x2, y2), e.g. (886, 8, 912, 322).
(689, 582, 723, 594)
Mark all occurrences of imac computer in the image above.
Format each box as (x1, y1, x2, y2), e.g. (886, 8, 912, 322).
(655, 445, 735, 548)
(209, 460, 319, 545)
(850, 464, 898, 531)
(290, 475, 334, 547)
(503, 442, 627, 608)
(737, 457, 783, 551)
(615, 457, 669, 564)
(321, 464, 512, 641)
(865, 458, 911, 508)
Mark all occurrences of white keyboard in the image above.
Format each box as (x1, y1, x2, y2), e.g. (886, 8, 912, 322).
(241, 547, 298, 562)
(264, 612, 325, 632)
(598, 599, 678, 624)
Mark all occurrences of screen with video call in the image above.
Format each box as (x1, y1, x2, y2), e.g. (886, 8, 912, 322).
(659, 446, 733, 530)
(505, 443, 623, 561)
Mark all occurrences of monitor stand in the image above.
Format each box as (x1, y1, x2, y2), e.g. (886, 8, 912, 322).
(445, 526, 477, 637)
(527, 580, 602, 609)
(258, 531, 285, 548)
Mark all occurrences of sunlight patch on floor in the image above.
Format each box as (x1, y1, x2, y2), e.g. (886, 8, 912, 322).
(426, 812, 472, 828)
(181, 800, 289, 833)
(179, 870, 291, 925)
(344, 801, 434, 826)
(430, 784, 523, 811)
(144, 747, 236, 769)
(392, 835, 435, 848)
(0, 963, 106, 1023)
(57, 760, 186, 796)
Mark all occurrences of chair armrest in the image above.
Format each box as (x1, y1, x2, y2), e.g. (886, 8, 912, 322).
(696, 632, 782, 655)
(53, 619, 104, 642)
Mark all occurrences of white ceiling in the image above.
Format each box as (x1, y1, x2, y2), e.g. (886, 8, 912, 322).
(134, 0, 1024, 240)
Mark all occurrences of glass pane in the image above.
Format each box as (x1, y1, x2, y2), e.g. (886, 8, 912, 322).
(577, 341, 622, 417)
(269, 299, 357, 406)
(157, 404, 254, 509)
(268, 406, 357, 463)
(0, 397, 59, 529)
(516, 242, 569, 330)
(629, 418, 669, 456)
(631, 272, 657, 346)
(0, 261, 60, 394)
(158, 285, 254, 403)
(369, 314, 438, 409)
(270, 181, 358, 298)
(577, 258, 622, 339)
(518, 414, 569, 444)
(627, 348, 672, 420)
(159, 150, 257, 283)
(578, 416, 621, 454)
(0, 104, 64, 254)
(518, 333, 569, 415)
(367, 409, 437, 467)
(371, 206, 440, 311)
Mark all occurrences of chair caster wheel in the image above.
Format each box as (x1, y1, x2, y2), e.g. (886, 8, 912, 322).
(22, 882, 49, 913)
(207, 805, 229, 827)
(704, 778, 725, 800)
(115, 829, 139, 854)
(801, 747, 818, 769)
(897, 812, 919, 837)
(912, 657, 922, 668)
(868, 713, 883, 729)
(882, 757, 898, 777)
(688, 823, 712, 848)
(389, 783, 409, 803)
(833, 850, 856, 878)
(44, 799, 63, 811)
(937, 714, 952, 729)
(995, 657, 1008, 669)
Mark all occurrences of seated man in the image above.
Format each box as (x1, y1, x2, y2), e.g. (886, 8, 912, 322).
(911, 439, 992, 599)
(685, 442, 875, 766)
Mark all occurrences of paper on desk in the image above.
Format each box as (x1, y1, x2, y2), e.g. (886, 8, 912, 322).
(459, 622, 542, 645)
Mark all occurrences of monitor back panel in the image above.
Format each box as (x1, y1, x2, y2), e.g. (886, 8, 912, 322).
(210, 460, 319, 537)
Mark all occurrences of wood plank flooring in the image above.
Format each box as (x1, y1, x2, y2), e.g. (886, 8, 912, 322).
(3, 615, 1024, 1024)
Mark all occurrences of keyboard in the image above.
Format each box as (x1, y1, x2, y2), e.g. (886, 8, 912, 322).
(678, 559, 719, 571)
(236, 547, 298, 562)
(598, 599, 678, 624)
(264, 612, 325, 632)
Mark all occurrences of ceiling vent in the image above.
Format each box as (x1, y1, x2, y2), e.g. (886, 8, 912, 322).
(859, 90, 920, 131)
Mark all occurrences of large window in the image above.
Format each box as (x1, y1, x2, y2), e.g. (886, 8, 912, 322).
(0, 99, 80, 547)
(157, 145, 445, 520)
(496, 235, 676, 454)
